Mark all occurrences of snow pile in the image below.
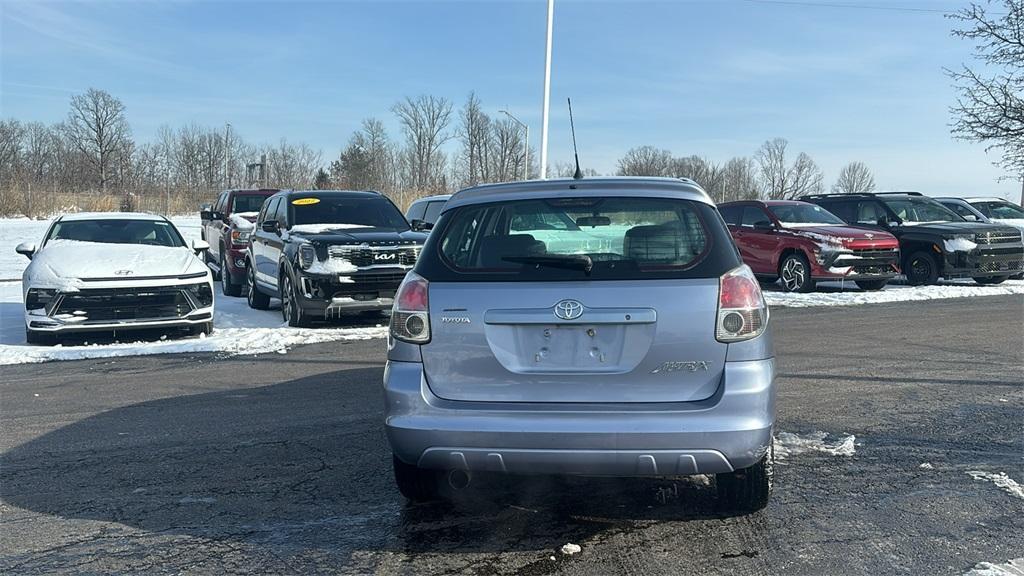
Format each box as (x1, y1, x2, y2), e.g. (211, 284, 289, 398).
(306, 255, 358, 275)
(560, 543, 582, 555)
(228, 211, 258, 230)
(964, 558, 1024, 576)
(765, 279, 1024, 308)
(919, 462, 934, 469)
(289, 223, 370, 234)
(966, 471, 1024, 500)
(944, 237, 978, 252)
(775, 431, 856, 461)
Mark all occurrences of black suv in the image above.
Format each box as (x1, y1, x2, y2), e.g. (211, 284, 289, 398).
(801, 192, 1024, 285)
(246, 190, 429, 326)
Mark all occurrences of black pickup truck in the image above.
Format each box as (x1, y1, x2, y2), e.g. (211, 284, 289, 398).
(801, 192, 1024, 285)
(245, 189, 430, 326)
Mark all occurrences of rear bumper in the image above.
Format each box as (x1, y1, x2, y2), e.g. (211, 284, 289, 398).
(383, 358, 776, 476)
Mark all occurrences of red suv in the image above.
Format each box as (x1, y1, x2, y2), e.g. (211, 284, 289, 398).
(718, 200, 900, 292)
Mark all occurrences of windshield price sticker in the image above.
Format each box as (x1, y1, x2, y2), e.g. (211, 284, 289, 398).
(292, 198, 320, 206)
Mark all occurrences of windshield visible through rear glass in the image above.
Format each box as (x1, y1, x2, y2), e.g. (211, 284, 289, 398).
(289, 196, 409, 229)
(438, 197, 711, 280)
(47, 219, 185, 247)
(973, 201, 1024, 219)
(880, 197, 961, 223)
(769, 204, 845, 226)
(231, 194, 270, 213)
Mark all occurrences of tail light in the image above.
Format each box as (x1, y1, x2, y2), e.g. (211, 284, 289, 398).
(716, 265, 768, 342)
(390, 271, 430, 344)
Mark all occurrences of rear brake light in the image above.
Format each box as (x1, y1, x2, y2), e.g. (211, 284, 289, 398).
(716, 265, 768, 343)
(390, 272, 430, 343)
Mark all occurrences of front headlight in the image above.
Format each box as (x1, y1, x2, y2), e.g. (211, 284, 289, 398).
(25, 288, 58, 313)
(298, 243, 316, 270)
(230, 229, 251, 245)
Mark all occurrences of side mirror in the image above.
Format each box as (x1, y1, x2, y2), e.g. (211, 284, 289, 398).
(963, 214, 979, 222)
(261, 220, 280, 234)
(876, 217, 891, 228)
(200, 210, 213, 220)
(15, 242, 36, 260)
(192, 239, 210, 254)
(753, 220, 775, 231)
(410, 219, 434, 232)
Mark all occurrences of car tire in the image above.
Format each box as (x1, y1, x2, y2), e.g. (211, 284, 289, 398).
(854, 279, 888, 291)
(220, 254, 242, 297)
(716, 442, 773, 514)
(189, 321, 214, 337)
(25, 328, 55, 346)
(974, 275, 1008, 285)
(281, 272, 311, 328)
(779, 253, 815, 293)
(393, 455, 441, 502)
(904, 251, 940, 286)
(247, 263, 271, 310)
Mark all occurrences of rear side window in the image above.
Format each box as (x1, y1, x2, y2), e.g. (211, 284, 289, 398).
(740, 206, 769, 227)
(423, 201, 445, 223)
(406, 201, 426, 221)
(719, 205, 741, 225)
(819, 201, 855, 223)
(428, 197, 738, 281)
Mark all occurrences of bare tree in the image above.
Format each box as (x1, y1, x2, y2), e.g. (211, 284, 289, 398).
(721, 157, 761, 201)
(756, 138, 824, 199)
(393, 95, 453, 193)
(0, 119, 24, 189)
(616, 146, 672, 176)
(64, 88, 131, 192)
(263, 139, 322, 189)
(832, 161, 876, 194)
(456, 92, 492, 186)
(670, 155, 724, 201)
(948, 0, 1024, 188)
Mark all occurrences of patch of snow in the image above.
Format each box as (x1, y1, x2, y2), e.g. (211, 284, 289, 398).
(289, 223, 371, 234)
(919, 462, 934, 469)
(779, 222, 846, 228)
(229, 212, 258, 230)
(764, 279, 1024, 308)
(560, 543, 582, 555)
(966, 471, 1024, 500)
(775, 431, 856, 461)
(964, 558, 1024, 576)
(306, 256, 358, 275)
(944, 237, 978, 252)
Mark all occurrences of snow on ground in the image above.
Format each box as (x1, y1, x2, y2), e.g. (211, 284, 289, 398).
(775, 431, 857, 461)
(964, 558, 1024, 576)
(763, 278, 1024, 308)
(966, 471, 1024, 501)
(0, 281, 387, 365)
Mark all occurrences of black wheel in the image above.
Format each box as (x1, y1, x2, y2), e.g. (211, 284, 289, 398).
(246, 263, 271, 310)
(716, 441, 773, 514)
(974, 275, 1008, 285)
(220, 254, 242, 297)
(281, 272, 310, 327)
(25, 328, 55, 346)
(393, 455, 441, 502)
(855, 279, 888, 291)
(189, 321, 213, 337)
(778, 253, 815, 293)
(904, 251, 940, 286)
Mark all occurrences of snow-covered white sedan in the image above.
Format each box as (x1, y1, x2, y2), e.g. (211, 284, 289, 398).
(15, 212, 214, 345)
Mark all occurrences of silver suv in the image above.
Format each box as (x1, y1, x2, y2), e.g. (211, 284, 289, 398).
(384, 177, 776, 512)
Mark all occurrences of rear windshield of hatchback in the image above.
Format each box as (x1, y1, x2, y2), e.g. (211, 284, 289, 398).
(436, 197, 714, 280)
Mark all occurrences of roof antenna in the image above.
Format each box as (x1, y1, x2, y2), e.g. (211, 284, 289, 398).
(567, 98, 583, 180)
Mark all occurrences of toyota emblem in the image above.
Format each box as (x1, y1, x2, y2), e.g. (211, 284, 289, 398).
(553, 299, 584, 321)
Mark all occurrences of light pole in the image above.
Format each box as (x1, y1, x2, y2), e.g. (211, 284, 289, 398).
(539, 0, 554, 179)
(499, 109, 529, 181)
(224, 122, 232, 189)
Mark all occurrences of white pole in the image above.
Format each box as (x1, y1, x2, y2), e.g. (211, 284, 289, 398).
(524, 125, 530, 180)
(539, 0, 554, 180)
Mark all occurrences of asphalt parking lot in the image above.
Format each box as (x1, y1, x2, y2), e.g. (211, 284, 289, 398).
(1, 296, 1022, 575)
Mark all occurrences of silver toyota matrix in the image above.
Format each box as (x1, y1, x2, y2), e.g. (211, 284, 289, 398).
(384, 177, 776, 512)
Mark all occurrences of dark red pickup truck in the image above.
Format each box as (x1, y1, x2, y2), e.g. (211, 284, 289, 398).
(200, 189, 278, 296)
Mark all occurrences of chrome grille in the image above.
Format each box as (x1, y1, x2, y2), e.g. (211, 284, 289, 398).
(327, 245, 421, 267)
(975, 231, 1022, 245)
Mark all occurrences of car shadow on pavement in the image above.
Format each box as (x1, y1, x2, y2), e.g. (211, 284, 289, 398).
(0, 366, 749, 564)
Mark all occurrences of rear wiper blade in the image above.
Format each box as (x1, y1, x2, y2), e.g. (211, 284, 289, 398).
(503, 254, 594, 275)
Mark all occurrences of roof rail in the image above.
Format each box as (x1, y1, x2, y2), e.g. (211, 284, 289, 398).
(874, 191, 923, 196)
(799, 193, 874, 200)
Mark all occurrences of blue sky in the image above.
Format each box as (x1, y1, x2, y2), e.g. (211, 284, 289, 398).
(1, 0, 1018, 199)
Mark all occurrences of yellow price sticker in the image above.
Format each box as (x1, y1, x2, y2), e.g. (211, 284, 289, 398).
(292, 198, 320, 206)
